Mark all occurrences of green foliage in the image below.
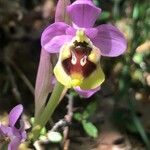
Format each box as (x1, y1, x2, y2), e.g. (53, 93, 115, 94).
(30, 117, 47, 136)
(74, 112, 82, 122)
(30, 117, 35, 125)
(133, 53, 144, 65)
(82, 121, 98, 138)
(74, 101, 98, 138)
(133, 3, 140, 20)
(112, 1, 150, 148)
(93, 0, 100, 6)
(85, 101, 97, 116)
(69, 89, 79, 97)
(1, 143, 8, 150)
(100, 11, 110, 21)
(40, 127, 46, 135)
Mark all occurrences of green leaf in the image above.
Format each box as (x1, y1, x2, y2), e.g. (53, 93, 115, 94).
(82, 121, 98, 138)
(93, 0, 100, 6)
(30, 117, 35, 125)
(133, 53, 144, 64)
(100, 11, 110, 21)
(47, 131, 62, 143)
(74, 112, 82, 122)
(126, 121, 138, 133)
(82, 101, 97, 119)
(70, 89, 78, 97)
(133, 3, 139, 19)
(39, 135, 47, 141)
(128, 97, 150, 149)
(132, 69, 143, 81)
(82, 111, 89, 120)
(132, 114, 150, 149)
(86, 101, 97, 115)
(40, 127, 46, 135)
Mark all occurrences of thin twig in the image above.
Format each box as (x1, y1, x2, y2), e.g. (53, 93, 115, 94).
(5, 64, 22, 103)
(9, 60, 34, 95)
(63, 94, 74, 150)
(51, 119, 67, 132)
(34, 141, 44, 150)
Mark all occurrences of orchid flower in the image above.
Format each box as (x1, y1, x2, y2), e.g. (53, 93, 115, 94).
(0, 105, 26, 150)
(41, 0, 127, 98)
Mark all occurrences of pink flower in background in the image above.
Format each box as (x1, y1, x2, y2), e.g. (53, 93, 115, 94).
(0, 105, 26, 150)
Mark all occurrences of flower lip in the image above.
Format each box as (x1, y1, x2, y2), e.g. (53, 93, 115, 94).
(53, 29, 104, 89)
(54, 40, 105, 90)
(62, 53, 97, 78)
(62, 37, 97, 79)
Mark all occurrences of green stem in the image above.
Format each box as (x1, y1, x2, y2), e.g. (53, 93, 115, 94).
(30, 81, 64, 141)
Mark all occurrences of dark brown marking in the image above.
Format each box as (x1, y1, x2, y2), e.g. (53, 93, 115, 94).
(62, 57, 96, 78)
(62, 41, 97, 77)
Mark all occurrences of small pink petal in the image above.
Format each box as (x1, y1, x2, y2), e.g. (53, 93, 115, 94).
(74, 86, 101, 98)
(9, 105, 23, 127)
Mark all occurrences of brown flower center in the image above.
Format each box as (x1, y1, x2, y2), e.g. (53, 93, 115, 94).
(62, 40, 96, 78)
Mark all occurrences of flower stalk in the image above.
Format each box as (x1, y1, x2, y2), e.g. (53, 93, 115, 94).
(31, 81, 65, 141)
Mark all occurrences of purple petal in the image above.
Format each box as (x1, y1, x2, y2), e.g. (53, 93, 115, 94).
(66, 26, 76, 35)
(8, 137, 21, 150)
(9, 104, 23, 127)
(67, 0, 101, 28)
(12, 127, 20, 138)
(21, 130, 27, 141)
(44, 35, 73, 53)
(41, 22, 71, 53)
(85, 28, 98, 39)
(0, 125, 13, 137)
(92, 24, 127, 57)
(74, 86, 100, 98)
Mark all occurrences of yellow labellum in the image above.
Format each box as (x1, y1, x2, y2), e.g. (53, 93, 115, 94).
(61, 44, 71, 60)
(54, 29, 105, 90)
(71, 79, 82, 87)
(88, 46, 101, 63)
